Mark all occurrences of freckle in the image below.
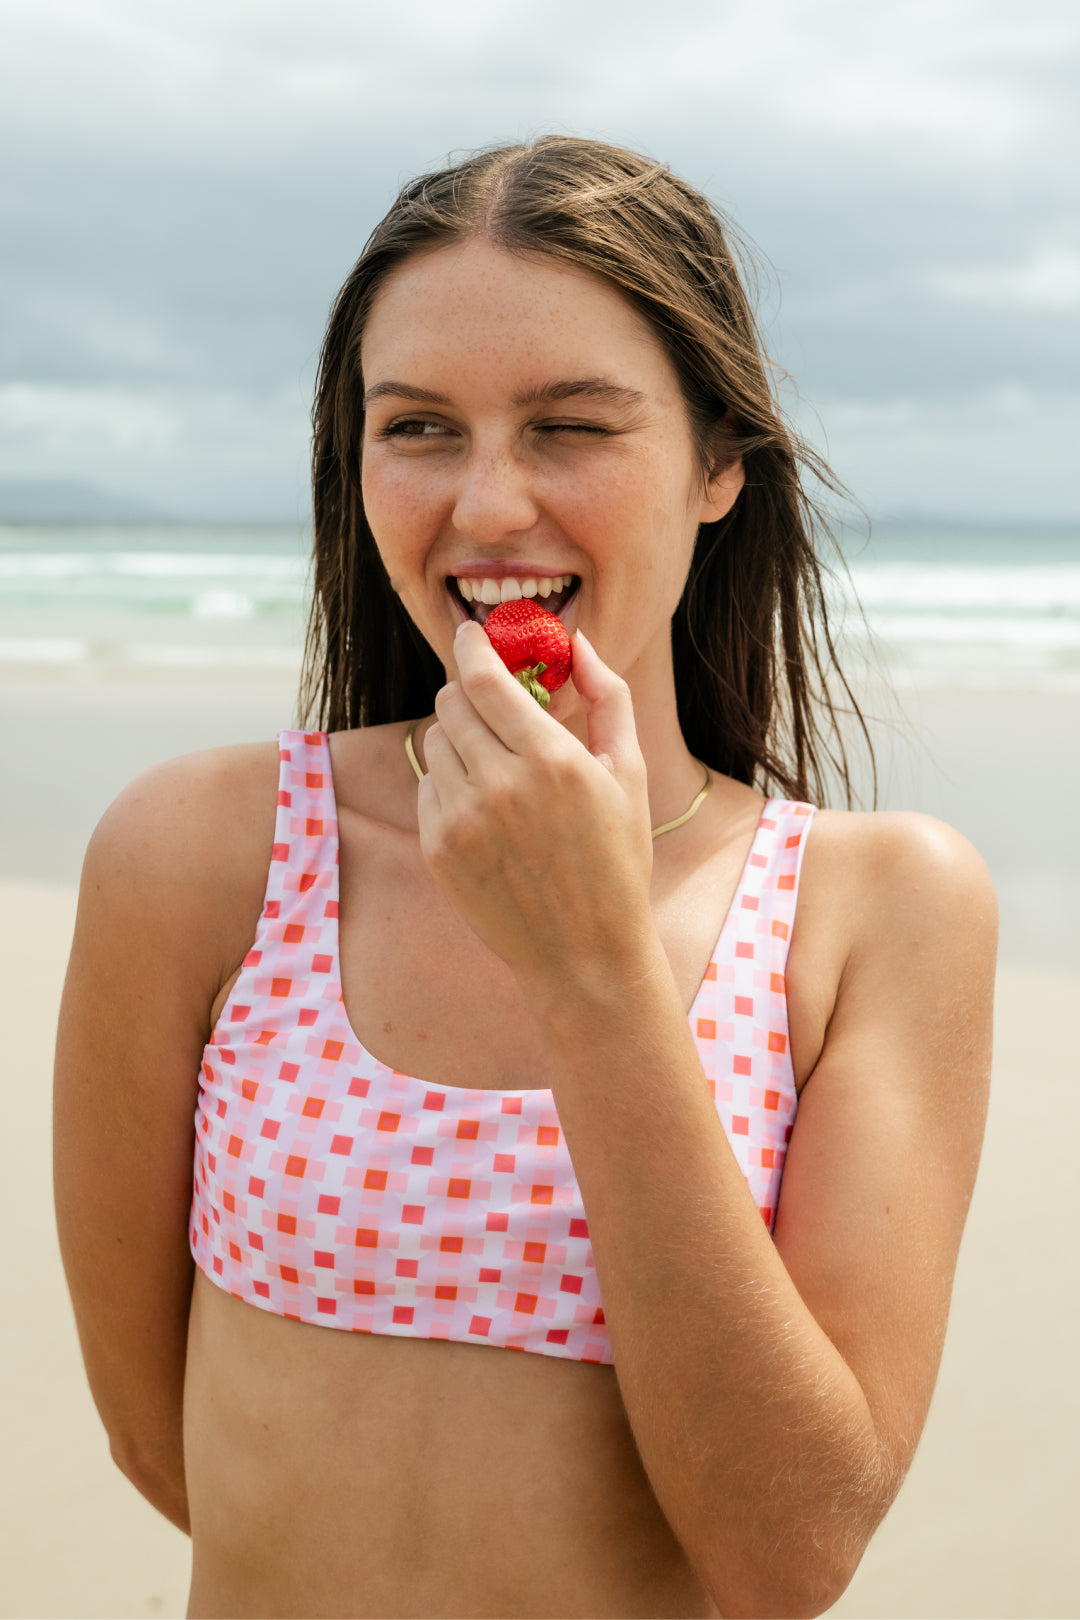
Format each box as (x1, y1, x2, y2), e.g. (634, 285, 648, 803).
(383, 1020, 393, 1034)
(418, 1029, 428, 1041)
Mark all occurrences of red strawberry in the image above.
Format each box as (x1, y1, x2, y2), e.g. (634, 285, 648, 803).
(482, 599, 572, 709)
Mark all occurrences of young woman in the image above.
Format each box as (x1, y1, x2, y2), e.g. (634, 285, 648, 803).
(54, 137, 997, 1619)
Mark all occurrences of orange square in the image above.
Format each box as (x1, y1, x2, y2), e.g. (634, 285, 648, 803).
(448, 1177, 471, 1199)
(761, 1148, 775, 1168)
(354, 1227, 378, 1248)
(435, 1285, 457, 1301)
(227, 1134, 243, 1157)
(777, 873, 795, 890)
(524, 1241, 546, 1263)
(767, 1032, 787, 1054)
(284, 923, 304, 944)
(703, 961, 717, 980)
(284, 1155, 307, 1178)
(280, 1265, 299, 1284)
(772, 920, 789, 940)
(785, 833, 802, 848)
(696, 1018, 716, 1040)
(770, 972, 785, 994)
(764, 1089, 780, 1110)
(306, 772, 323, 789)
(364, 1169, 387, 1191)
(515, 1292, 538, 1315)
(537, 1125, 559, 1146)
(456, 1119, 480, 1140)
(353, 1279, 375, 1294)
(302, 1096, 325, 1119)
(241, 1078, 259, 1101)
(271, 977, 291, 997)
(277, 1213, 297, 1235)
(306, 818, 323, 837)
(530, 1184, 554, 1205)
(377, 1111, 401, 1132)
(322, 1040, 344, 1062)
(440, 1235, 463, 1253)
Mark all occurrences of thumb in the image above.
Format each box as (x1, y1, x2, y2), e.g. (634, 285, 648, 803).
(570, 629, 637, 776)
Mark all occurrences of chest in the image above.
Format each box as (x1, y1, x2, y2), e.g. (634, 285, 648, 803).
(335, 819, 748, 1092)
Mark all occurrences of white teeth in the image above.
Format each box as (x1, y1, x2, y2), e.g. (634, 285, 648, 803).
(520, 577, 538, 597)
(479, 578, 502, 605)
(499, 578, 522, 602)
(458, 578, 475, 602)
(538, 577, 553, 597)
(454, 574, 577, 605)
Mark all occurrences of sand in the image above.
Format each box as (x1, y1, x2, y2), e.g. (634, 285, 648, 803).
(3, 667, 1079, 1617)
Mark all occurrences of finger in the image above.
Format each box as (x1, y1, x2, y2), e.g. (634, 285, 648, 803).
(422, 719, 469, 789)
(451, 620, 550, 752)
(569, 630, 640, 779)
(433, 680, 511, 778)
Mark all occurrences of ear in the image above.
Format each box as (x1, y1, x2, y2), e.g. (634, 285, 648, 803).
(697, 453, 745, 525)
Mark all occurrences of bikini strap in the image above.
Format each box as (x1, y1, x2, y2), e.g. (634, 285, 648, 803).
(263, 729, 338, 925)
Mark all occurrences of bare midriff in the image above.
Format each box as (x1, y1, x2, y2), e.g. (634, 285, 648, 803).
(184, 1269, 721, 1619)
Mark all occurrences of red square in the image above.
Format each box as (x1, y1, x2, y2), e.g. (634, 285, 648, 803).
(298, 1008, 318, 1026)
(411, 1146, 434, 1166)
(354, 1279, 375, 1295)
(593, 1307, 605, 1325)
(285, 1155, 307, 1177)
(243, 948, 262, 968)
(323, 1040, 344, 1062)
(479, 1267, 501, 1282)
(260, 1119, 280, 1141)
(279, 1062, 299, 1082)
(302, 1096, 325, 1119)
(768, 1031, 787, 1054)
(423, 1091, 445, 1112)
(569, 1218, 589, 1239)
(734, 995, 753, 1016)
(364, 1169, 388, 1191)
(330, 1134, 353, 1155)
(325, 900, 339, 918)
(392, 1306, 414, 1325)
(546, 1329, 569, 1345)
(733, 1055, 752, 1076)
(254, 1280, 270, 1298)
(299, 872, 317, 892)
(231, 1006, 252, 1024)
(284, 923, 304, 944)
(764, 1089, 780, 1111)
(741, 894, 760, 912)
(348, 1077, 370, 1097)
(277, 1214, 297, 1235)
(456, 1119, 480, 1140)
(523, 1241, 546, 1263)
(493, 1153, 515, 1172)
(264, 900, 281, 918)
(469, 1315, 491, 1336)
(280, 1265, 299, 1284)
(736, 940, 755, 960)
(759, 1206, 773, 1224)
(317, 1298, 337, 1315)
(248, 1176, 266, 1198)
(377, 1111, 401, 1133)
(500, 1096, 522, 1115)
(402, 1205, 425, 1224)
(312, 954, 332, 973)
(435, 1285, 457, 1301)
(317, 1193, 340, 1215)
(485, 1212, 509, 1232)
(448, 1178, 471, 1199)
(440, 1235, 463, 1253)
(271, 844, 289, 863)
(530, 1184, 553, 1205)
(248, 1231, 263, 1251)
(277, 790, 291, 807)
(396, 1259, 418, 1277)
(228, 1241, 242, 1262)
(355, 1228, 378, 1248)
(560, 1274, 583, 1294)
(271, 977, 291, 998)
(314, 1250, 334, 1267)
(514, 1292, 538, 1315)
(536, 1125, 559, 1146)
(731, 1116, 749, 1135)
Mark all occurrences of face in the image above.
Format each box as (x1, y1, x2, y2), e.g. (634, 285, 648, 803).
(360, 237, 742, 706)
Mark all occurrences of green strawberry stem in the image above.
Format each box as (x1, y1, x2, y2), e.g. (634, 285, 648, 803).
(515, 663, 550, 709)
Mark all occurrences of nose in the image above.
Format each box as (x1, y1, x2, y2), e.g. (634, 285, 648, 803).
(451, 440, 539, 543)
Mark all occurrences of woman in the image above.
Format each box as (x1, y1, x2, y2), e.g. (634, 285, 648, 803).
(54, 137, 997, 1619)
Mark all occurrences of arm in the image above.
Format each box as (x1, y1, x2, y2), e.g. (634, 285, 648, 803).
(534, 810, 996, 1617)
(418, 623, 997, 1618)
(53, 743, 278, 1532)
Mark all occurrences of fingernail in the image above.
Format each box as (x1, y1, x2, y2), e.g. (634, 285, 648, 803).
(575, 629, 593, 650)
(455, 619, 469, 639)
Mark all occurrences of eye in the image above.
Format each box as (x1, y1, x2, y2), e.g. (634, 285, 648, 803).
(378, 418, 453, 439)
(535, 421, 611, 437)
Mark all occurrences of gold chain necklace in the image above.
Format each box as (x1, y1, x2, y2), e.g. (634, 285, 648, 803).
(404, 719, 712, 839)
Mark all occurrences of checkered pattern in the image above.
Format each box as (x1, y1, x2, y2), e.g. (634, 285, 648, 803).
(190, 731, 815, 1363)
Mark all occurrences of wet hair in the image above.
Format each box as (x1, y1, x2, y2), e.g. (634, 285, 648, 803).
(300, 134, 876, 807)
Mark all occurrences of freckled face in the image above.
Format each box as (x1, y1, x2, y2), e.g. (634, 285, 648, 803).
(359, 237, 737, 696)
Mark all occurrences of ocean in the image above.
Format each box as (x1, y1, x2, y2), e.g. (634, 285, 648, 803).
(2, 522, 1079, 692)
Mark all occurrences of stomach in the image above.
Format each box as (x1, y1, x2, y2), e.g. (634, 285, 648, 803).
(183, 1267, 720, 1619)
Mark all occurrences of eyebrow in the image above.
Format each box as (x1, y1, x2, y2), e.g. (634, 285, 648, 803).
(362, 377, 647, 410)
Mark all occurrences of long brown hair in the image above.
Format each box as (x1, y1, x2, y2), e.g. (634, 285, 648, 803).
(300, 135, 877, 807)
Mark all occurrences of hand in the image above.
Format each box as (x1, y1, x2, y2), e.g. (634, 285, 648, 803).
(417, 620, 655, 994)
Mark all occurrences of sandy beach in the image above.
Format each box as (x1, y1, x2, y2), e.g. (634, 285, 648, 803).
(3, 666, 1079, 1618)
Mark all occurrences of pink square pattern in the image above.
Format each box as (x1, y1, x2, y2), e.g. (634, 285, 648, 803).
(190, 732, 815, 1364)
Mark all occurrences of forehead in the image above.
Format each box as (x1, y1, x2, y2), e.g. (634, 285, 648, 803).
(361, 237, 678, 397)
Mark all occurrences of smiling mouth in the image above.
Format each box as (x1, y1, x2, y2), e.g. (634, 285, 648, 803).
(447, 575, 581, 627)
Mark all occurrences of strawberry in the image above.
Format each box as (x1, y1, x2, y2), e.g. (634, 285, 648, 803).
(482, 599, 572, 710)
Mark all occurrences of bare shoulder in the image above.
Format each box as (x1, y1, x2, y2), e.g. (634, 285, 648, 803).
(79, 739, 281, 1013)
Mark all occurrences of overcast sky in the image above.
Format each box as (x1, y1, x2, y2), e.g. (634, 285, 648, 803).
(1, 0, 1077, 523)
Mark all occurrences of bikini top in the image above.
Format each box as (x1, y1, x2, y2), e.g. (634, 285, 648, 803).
(190, 729, 816, 1365)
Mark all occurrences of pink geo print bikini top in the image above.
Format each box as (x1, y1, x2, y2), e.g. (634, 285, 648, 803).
(190, 729, 816, 1365)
